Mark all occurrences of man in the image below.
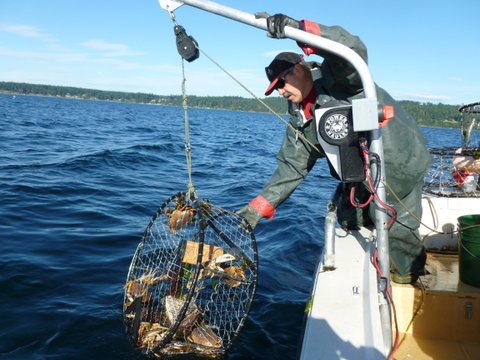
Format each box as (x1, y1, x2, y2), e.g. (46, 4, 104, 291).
(238, 14, 432, 283)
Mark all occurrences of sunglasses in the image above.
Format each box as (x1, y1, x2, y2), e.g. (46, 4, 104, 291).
(275, 67, 294, 91)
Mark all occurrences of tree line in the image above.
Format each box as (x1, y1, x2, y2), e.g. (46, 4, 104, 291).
(0, 81, 461, 127)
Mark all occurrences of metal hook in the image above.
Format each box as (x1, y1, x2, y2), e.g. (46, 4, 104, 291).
(168, 10, 178, 25)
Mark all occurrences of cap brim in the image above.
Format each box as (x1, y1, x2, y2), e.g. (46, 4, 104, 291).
(264, 76, 280, 96)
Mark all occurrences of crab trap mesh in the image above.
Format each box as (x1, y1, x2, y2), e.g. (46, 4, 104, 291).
(423, 147, 480, 197)
(423, 102, 480, 197)
(123, 192, 258, 358)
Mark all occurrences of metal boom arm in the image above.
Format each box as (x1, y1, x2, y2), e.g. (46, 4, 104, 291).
(159, 0, 392, 354)
(160, 0, 376, 98)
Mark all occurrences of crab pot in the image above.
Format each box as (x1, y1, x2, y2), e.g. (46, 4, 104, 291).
(123, 193, 258, 358)
(458, 214, 480, 287)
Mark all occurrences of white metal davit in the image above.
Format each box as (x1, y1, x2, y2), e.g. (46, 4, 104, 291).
(158, 0, 393, 357)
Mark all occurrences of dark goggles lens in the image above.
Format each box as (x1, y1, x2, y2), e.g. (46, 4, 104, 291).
(275, 78, 286, 90)
(274, 67, 293, 91)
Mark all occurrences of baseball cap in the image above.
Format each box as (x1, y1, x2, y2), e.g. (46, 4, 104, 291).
(264, 52, 303, 96)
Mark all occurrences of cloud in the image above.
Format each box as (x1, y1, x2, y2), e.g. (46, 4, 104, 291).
(0, 25, 145, 70)
(0, 23, 56, 42)
(90, 58, 141, 70)
(395, 91, 452, 103)
(80, 39, 146, 57)
(262, 49, 299, 58)
(145, 63, 181, 72)
(0, 44, 141, 71)
(0, 46, 86, 62)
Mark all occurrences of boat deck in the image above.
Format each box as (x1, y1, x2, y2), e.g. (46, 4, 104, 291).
(392, 252, 480, 360)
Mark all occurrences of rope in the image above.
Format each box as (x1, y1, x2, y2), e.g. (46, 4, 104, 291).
(168, 10, 197, 200)
(197, 47, 322, 154)
(385, 181, 480, 238)
(397, 278, 426, 350)
(168, 13, 477, 243)
(181, 58, 197, 200)
(196, 45, 451, 237)
(460, 239, 480, 260)
(196, 45, 447, 233)
(384, 181, 431, 231)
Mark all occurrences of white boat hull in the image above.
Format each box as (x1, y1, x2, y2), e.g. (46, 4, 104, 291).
(300, 194, 480, 359)
(300, 227, 387, 360)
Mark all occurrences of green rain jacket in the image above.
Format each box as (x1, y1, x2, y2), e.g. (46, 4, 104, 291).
(254, 23, 432, 275)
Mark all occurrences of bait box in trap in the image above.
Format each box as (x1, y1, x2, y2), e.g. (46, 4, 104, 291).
(182, 240, 224, 265)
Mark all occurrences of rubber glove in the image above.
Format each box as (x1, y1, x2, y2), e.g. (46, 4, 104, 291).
(236, 205, 262, 230)
(255, 12, 299, 38)
(266, 13, 300, 38)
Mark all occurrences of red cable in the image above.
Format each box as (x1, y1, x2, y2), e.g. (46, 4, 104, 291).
(350, 147, 397, 229)
(373, 250, 400, 360)
(349, 185, 373, 208)
(350, 149, 374, 207)
(366, 171, 397, 229)
(357, 141, 400, 358)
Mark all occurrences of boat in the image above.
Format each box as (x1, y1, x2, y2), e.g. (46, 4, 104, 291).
(391, 109, 480, 359)
(157, 1, 480, 358)
(300, 108, 480, 359)
(300, 146, 480, 360)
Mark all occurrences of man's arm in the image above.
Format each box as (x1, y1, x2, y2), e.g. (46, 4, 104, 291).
(250, 122, 318, 220)
(299, 20, 368, 92)
(265, 14, 368, 92)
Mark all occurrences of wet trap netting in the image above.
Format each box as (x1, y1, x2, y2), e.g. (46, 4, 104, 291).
(423, 147, 480, 197)
(424, 102, 480, 197)
(123, 192, 258, 358)
(423, 102, 480, 198)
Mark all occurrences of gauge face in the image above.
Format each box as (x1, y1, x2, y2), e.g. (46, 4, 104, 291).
(324, 113, 349, 140)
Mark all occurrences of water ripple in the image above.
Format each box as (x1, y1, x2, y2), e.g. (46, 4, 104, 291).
(0, 93, 449, 359)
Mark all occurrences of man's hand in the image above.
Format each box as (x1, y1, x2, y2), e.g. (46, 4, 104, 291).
(236, 205, 262, 230)
(266, 13, 300, 38)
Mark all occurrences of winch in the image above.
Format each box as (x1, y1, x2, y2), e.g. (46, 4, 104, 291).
(315, 103, 365, 182)
(315, 99, 393, 183)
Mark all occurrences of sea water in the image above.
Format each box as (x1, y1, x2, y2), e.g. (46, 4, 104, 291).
(0, 94, 461, 359)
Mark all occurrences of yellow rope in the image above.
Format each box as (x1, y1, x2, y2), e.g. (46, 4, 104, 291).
(177, 26, 478, 233)
(197, 45, 447, 231)
(397, 278, 426, 348)
(384, 180, 480, 238)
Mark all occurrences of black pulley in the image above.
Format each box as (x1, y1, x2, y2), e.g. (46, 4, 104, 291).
(174, 25, 199, 62)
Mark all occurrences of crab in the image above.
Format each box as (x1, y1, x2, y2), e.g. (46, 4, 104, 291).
(165, 195, 197, 234)
(137, 322, 168, 350)
(189, 253, 247, 288)
(124, 269, 168, 307)
(221, 265, 247, 288)
(199, 253, 235, 281)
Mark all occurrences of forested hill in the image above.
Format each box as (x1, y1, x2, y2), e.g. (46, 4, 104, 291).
(1, 81, 461, 128)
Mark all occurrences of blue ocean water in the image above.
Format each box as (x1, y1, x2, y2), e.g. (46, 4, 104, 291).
(0, 93, 461, 359)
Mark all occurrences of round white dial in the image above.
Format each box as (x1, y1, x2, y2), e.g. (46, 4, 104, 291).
(324, 113, 349, 140)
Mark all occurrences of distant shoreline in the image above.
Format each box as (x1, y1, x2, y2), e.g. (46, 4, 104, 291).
(0, 91, 266, 116)
(0, 81, 462, 128)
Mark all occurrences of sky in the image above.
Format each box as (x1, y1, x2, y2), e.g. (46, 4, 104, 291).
(0, 0, 478, 105)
